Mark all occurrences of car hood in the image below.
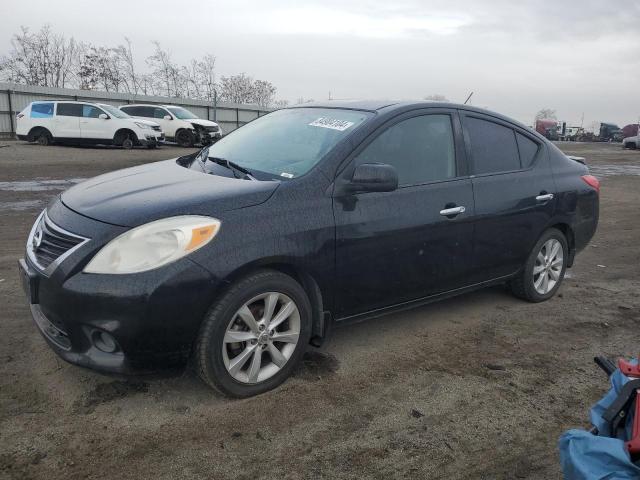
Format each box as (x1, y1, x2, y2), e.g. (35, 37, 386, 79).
(189, 119, 219, 128)
(61, 159, 278, 227)
(132, 118, 160, 128)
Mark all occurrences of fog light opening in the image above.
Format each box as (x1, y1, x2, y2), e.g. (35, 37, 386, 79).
(92, 330, 119, 353)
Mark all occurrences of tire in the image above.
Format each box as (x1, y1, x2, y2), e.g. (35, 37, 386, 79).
(176, 129, 195, 148)
(195, 270, 312, 397)
(509, 228, 568, 303)
(35, 130, 52, 146)
(114, 130, 137, 150)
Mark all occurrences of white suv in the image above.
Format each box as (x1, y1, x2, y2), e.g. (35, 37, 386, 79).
(16, 101, 165, 149)
(119, 104, 223, 147)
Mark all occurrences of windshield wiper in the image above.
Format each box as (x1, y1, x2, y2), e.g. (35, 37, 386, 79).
(207, 156, 255, 180)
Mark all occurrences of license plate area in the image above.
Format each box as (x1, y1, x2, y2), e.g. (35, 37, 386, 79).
(18, 258, 39, 304)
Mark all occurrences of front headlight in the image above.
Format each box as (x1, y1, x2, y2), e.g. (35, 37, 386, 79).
(134, 122, 151, 130)
(84, 216, 221, 274)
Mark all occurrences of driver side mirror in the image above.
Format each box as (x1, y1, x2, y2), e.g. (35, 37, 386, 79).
(98, 113, 109, 120)
(348, 163, 398, 193)
(164, 115, 172, 120)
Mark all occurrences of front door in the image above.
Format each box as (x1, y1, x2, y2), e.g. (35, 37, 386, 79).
(333, 110, 475, 319)
(80, 105, 110, 140)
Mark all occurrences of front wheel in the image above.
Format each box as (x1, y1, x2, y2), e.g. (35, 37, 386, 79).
(509, 228, 568, 302)
(175, 129, 195, 147)
(195, 270, 312, 397)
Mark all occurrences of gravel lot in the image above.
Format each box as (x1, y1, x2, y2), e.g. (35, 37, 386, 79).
(1, 140, 639, 480)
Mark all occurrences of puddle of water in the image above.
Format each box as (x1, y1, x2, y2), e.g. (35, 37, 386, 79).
(0, 199, 46, 211)
(0, 178, 86, 192)
(588, 164, 640, 178)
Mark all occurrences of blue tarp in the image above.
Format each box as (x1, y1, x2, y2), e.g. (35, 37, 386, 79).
(559, 362, 640, 479)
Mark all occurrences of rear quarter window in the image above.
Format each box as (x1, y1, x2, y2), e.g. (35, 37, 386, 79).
(516, 132, 541, 168)
(30, 103, 54, 118)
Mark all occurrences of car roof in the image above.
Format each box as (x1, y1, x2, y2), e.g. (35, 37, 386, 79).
(120, 104, 182, 108)
(291, 100, 534, 133)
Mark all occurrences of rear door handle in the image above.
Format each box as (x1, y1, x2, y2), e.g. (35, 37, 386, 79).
(439, 206, 466, 217)
(535, 193, 554, 202)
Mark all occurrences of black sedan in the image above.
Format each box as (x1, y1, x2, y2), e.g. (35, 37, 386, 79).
(19, 101, 599, 397)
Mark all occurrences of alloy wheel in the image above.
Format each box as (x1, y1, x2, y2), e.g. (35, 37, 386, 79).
(222, 292, 301, 384)
(533, 238, 564, 294)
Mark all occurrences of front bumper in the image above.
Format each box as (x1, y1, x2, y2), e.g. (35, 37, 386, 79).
(19, 204, 221, 374)
(139, 131, 165, 146)
(198, 130, 223, 144)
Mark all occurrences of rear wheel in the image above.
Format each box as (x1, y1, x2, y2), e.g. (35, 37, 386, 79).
(509, 228, 568, 302)
(34, 129, 52, 146)
(176, 129, 195, 147)
(195, 270, 312, 397)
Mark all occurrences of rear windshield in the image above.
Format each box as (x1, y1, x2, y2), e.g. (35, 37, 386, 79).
(205, 108, 372, 178)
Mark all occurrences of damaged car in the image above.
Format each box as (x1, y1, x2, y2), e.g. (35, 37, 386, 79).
(19, 101, 599, 397)
(120, 104, 223, 147)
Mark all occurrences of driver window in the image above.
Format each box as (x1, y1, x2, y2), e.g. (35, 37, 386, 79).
(355, 114, 456, 186)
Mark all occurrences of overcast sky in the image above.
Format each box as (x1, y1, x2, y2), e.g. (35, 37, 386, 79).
(1, 0, 639, 126)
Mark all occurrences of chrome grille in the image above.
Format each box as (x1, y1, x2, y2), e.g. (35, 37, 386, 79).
(27, 211, 89, 275)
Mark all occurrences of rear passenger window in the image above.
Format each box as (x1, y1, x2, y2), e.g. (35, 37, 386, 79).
(466, 117, 520, 174)
(139, 107, 154, 118)
(355, 114, 456, 186)
(516, 132, 540, 167)
(56, 103, 83, 117)
(31, 103, 54, 118)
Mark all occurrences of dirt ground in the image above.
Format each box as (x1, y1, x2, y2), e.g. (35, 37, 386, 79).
(0, 140, 639, 480)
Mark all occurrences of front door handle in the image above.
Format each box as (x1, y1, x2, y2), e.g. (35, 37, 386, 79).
(440, 206, 466, 217)
(535, 193, 554, 202)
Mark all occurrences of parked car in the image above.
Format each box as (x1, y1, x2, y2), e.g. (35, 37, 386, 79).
(16, 101, 164, 149)
(19, 101, 599, 397)
(622, 135, 638, 149)
(119, 104, 222, 147)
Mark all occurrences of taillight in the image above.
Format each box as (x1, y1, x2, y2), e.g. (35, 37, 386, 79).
(581, 175, 600, 194)
(16, 113, 24, 119)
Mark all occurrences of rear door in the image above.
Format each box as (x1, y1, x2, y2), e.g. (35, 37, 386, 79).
(333, 109, 475, 318)
(460, 112, 556, 282)
(53, 103, 82, 138)
(79, 105, 111, 140)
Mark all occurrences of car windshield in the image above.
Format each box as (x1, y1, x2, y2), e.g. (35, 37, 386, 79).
(167, 107, 198, 120)
(205, 108, 372, 178)
(100, 105, 130, 119)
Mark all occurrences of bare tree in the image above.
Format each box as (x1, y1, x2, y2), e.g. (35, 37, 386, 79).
(78, 45, 124, 92)
(146, 41, 183, 97)
(0, 25, 279, 107)
(535, 108, 557, 120)
(113, 37, 139, 94)
(219, 73, 255, 104)
(0, 25, 78, 88)
(252, 79, 276, 108)
(194, 54, 217, 101)
(273, 99, 290, 109)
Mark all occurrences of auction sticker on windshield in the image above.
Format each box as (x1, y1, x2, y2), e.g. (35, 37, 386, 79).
(308, 117, 355, 131)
